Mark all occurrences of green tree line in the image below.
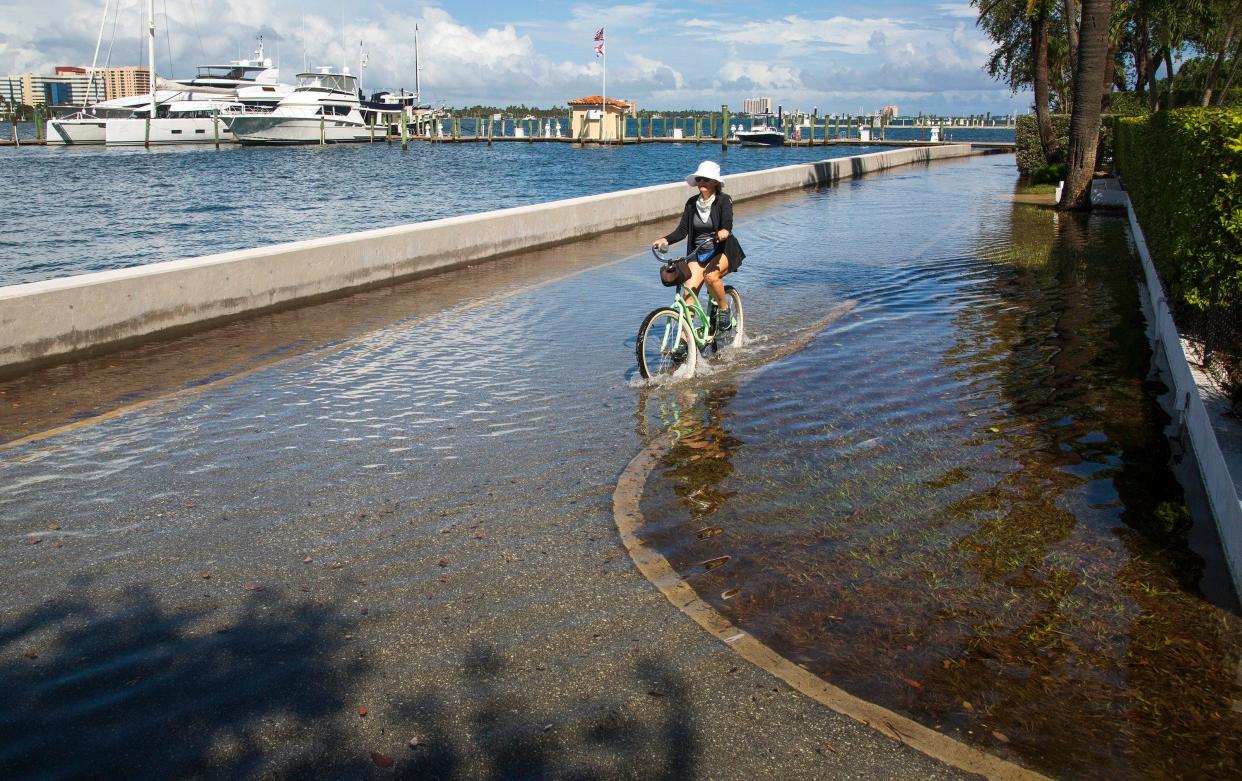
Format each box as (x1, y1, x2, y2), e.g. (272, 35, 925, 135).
(973, 0, 1242, 208)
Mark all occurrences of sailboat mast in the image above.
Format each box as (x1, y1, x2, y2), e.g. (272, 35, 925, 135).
(146, 0, 156, 118)
(414, 24, 420, 102)
(83, 0, 110, 113)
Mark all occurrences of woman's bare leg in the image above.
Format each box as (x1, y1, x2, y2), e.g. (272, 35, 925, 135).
(704, 256, 731, 309)
(684, 262, 706, 312)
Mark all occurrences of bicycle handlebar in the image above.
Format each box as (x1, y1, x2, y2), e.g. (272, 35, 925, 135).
(652, 234, 718, 263)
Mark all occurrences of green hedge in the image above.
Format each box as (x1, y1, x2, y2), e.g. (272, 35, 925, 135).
(1106, 91, 1152, 118)
(1114, 108, 1242, 312)
(1015, 113, 1115, 174)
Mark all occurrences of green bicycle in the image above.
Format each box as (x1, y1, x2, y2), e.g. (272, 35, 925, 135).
(636, 242, 745, 379)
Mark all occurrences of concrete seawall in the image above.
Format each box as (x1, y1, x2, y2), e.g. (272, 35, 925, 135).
(1125, 194, 1242, 601)
(0, 144, 981, 376)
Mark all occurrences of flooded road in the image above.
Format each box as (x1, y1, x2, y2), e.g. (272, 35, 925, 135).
(2, 154, 1237, 779)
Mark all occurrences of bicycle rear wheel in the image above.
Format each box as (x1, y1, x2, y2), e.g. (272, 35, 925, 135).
(719, 285, 744, 349)
(636, 308, 697, 379)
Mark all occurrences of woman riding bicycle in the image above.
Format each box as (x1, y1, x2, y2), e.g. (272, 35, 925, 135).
(651, 161, 746, 334)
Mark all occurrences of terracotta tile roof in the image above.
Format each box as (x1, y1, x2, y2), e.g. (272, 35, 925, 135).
(567, 96, 633, 109)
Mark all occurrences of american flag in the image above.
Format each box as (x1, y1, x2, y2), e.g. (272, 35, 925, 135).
(595, 43, 604, 57)
(594, 28, 605, 41)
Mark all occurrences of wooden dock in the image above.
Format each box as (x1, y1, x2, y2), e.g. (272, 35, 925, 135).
(0, 136, 1015, 150)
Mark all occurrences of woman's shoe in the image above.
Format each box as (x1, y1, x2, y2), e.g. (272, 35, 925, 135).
(714, 308, 732, 333)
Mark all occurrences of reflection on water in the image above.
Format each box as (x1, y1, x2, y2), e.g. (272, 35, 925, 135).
(636, 191, 1242, 778)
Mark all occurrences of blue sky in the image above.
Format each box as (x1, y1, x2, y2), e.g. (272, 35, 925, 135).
(0, 0, 1030, 114)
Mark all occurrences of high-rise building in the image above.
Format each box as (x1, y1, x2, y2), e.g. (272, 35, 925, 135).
(743, 96, 772, 116)
(1, 68, 114, 106)
(98, 66, 151, 100)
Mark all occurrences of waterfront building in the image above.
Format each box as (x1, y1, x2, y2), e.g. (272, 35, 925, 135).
(568, 96, 634, 141)
(1, 67, 139, 107)
(743, 96, 772, 115)
(2, 71, 105, 107)
(98, 66, 151, 101)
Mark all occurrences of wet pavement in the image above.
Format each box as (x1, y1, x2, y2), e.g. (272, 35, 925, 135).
(2, 154, 1237, 779)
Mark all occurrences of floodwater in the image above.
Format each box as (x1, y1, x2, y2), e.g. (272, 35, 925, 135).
(637, 169, 1242, 777)
(1, 153, 1236, 778)
(0, 128, 889, 286)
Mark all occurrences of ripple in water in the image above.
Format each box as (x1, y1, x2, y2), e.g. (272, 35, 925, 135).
(635, 174, 1242, 779)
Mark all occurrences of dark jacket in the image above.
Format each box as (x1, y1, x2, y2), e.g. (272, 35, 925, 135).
(663, 193, 734, 248)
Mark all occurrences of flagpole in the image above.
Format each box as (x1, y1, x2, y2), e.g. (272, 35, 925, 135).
(593, 27, 607, 140)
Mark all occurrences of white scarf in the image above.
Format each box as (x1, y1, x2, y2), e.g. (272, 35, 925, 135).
(695, 193, 716, 224)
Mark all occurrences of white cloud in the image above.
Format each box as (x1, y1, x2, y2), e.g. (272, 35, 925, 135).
(684, 15, 921, 56)
(718, 60, 803, 92)
(937, 4, 980, 19)
(0, 1, 1026, 114)
(569, 3, 662, 28)
(621, 53, 685, 91)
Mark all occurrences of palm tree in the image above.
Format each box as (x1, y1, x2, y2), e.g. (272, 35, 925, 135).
(1060, 0, 1114, 209)
(975, 0, 1077, 164)
(1031, 2, 1059, 161)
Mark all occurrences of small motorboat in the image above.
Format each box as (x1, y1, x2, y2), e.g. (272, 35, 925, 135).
(735, 116, 784, 146)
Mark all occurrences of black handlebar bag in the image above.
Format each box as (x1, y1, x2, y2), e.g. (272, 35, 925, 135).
(659, 259, 691, 287)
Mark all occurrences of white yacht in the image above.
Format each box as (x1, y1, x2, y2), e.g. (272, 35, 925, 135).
(52, 33, 291, 146)
(105, 99, 244, 145)
(181, 42, 292, 112)
(185, 45, 282, 93)
(227, 69, 370, 145)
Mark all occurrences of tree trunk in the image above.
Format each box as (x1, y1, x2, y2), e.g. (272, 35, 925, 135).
(1135, 20, 1151, 93)
(1150, 46, 1168, 111)
(1033, 4, 1058, 163)
(1060, 0, 1114, 210)
(1164, 48, 1177, 108)
(1101, 40, 1118, 111)
(1218, 35, 1242, 105)
(1204, 0, 1242, 107)
(1064, 0, 1080, 79)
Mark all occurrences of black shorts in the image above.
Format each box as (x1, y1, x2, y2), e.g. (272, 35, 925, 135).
(692, 234, 745, 274)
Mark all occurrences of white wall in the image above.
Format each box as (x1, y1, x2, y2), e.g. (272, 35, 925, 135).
(0, 144, 980, 375)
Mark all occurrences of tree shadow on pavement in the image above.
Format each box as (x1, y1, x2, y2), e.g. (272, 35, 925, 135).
(0, 588, 699, 780)
(393, 644, 698, 781)
(0, 582, 367, 779)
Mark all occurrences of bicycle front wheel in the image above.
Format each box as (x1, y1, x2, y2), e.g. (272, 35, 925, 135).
(636, 308, 697, 379)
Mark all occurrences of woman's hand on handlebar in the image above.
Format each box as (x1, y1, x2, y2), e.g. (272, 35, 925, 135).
(716, 229, 730, 242)
(651, 238, 668, 251)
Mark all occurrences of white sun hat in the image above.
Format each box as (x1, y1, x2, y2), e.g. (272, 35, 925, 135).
(685, 160, 723, 187)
